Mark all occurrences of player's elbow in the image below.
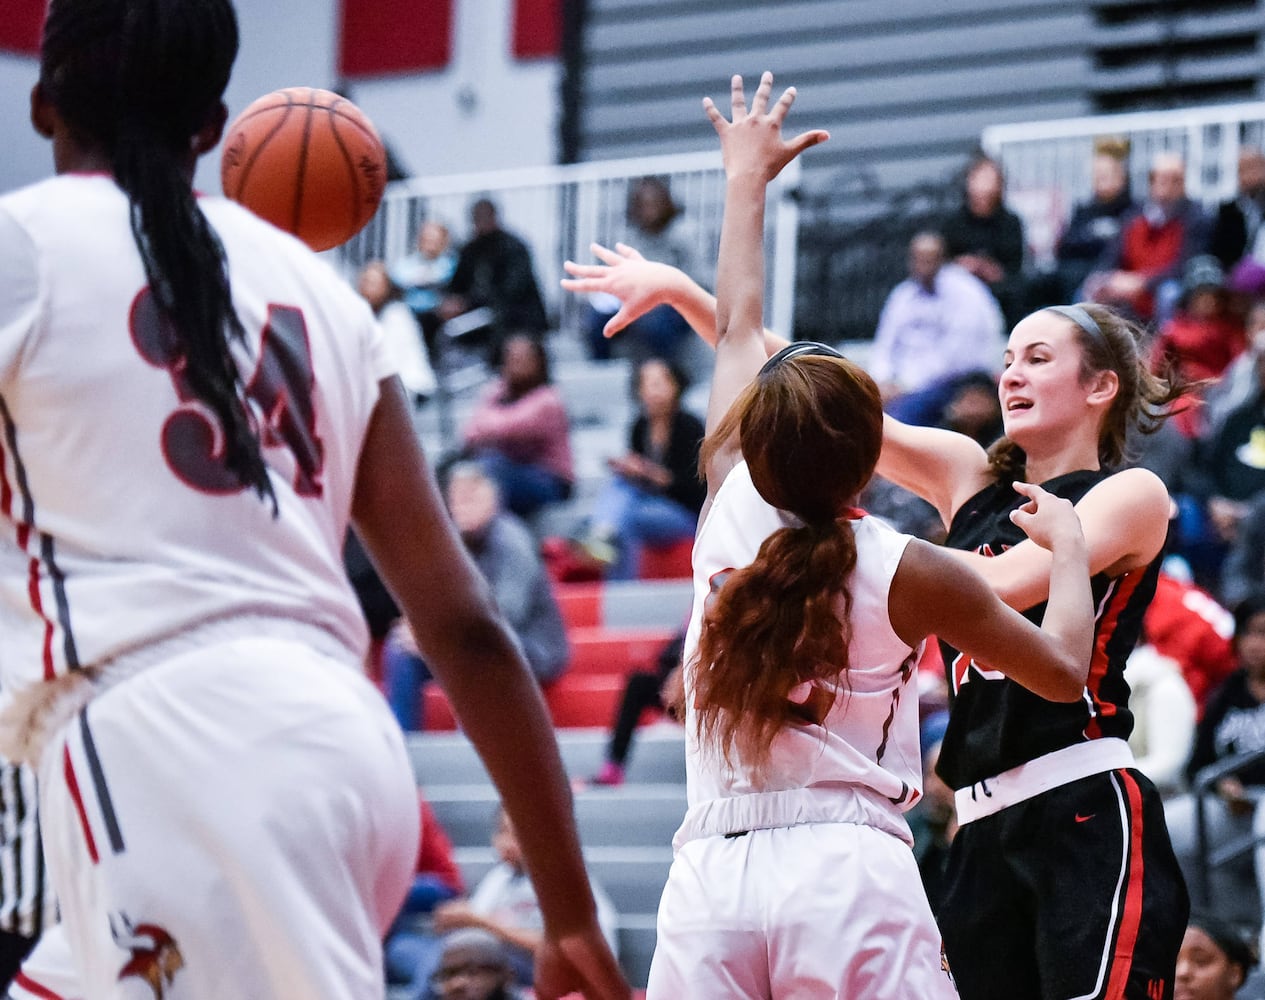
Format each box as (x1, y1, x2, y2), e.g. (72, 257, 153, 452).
(1042, 656, 1091, 702)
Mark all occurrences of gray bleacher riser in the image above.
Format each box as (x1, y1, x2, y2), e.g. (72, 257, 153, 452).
(453, 846, 673, 915)
(408, 728, 686, 787)
(600, 580, 693, 629)
(619, 916, 658, 988)
(425, 784, 687, 850)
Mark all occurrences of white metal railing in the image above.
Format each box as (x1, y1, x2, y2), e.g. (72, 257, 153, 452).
(982, 101, 1265, 268)
(341, 150, 802, 339)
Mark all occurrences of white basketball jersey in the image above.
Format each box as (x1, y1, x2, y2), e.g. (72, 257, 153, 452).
(677, 461, 925, 848)
(0, 175, 391, 696)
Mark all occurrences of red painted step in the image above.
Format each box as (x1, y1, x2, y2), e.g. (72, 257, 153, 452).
(566, 626, 678, 676)
(637, 538, 693, 580)
(420, 673, 631, 731)
(556, 582, 603, 630)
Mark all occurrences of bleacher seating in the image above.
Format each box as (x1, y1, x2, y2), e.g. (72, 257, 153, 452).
(410, 727, 686, 989)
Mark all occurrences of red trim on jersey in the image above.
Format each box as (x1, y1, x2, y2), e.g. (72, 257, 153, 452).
(27, 555, 55, 681)
(1084, 573, 1141, 740)
(1103, 770, 1147, 999)
(63, 744, 100, 865)
(12, 971, 66, 1000)
(0, 432, 12, 520)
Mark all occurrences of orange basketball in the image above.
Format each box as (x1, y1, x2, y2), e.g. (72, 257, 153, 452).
(220, 87, 387, 252)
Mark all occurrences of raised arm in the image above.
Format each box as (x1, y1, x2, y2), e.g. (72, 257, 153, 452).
(702, 72, 828, 489)
(889, 481, 1094, 701)
(351, 380, 628, 1000)
(877, 415, 994, 529)
(561, 242, 792, 357)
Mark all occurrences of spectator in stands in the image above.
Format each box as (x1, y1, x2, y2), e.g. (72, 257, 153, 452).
(1124, 643, 1198, 797)
(1184, 344, 1265, 576)
(1204, 299, 1265, 435)
(577, 357, 705, 579)
(1051, 148, 1136, 304)
(1176, 912, 1258, 1000)
(441, 198, 548, 345)
(1165, 593, 1265, 930)
(586, 177, 701, 369)
(428, 929, 527, 1000)
(391, 219, 458, 354)
(587, 628, 686, 788)
(461, 334, 574, 519)
(1210, 147, 1265, 277)
(382, 462, 570, 731)
(940, 153, 1028, 326)
(356, 260, 438, 405)
(1086, 151, 1208, 326)
(1143, 568, 1237, 718)
(433, 807, 619, 989)
(384, 793, 467, 999)
(867, 230, 1005, 413)
(1151, 256, 1247, 439)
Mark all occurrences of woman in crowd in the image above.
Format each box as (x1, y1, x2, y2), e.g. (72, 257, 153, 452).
(578, 357, 705, 579)
(462, 333, 574, 519)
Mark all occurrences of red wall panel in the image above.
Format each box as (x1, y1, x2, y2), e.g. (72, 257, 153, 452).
(339, 0, 453, 78)
(512, 0, 560, 60)
(0, 0, 45, 57)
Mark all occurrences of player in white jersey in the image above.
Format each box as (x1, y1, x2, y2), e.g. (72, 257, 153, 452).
(0, 2, 627, 998)
(642, 73, 1098, 999)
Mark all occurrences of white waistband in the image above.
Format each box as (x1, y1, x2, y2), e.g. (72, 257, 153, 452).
(954, 738, 1135, 826)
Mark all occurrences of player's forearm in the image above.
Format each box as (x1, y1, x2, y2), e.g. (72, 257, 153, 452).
(715, 174, 769, 349)
(1033, 535, 1094, 697)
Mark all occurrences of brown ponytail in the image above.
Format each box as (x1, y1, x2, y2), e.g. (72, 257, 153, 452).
(693, 355, 882, 774)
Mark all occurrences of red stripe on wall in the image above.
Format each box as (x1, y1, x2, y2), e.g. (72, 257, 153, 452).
(0, 0, 44, 57)
(513, 0, 560, 59)
(338, 0, 453, 78)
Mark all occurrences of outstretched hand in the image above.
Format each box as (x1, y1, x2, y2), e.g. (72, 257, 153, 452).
(561, 242, 681, 338)
(703, 71, 829, 182)
(1009, 481, 1085, 553)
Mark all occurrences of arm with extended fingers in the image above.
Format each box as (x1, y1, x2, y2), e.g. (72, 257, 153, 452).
(562, 242, 791, 357)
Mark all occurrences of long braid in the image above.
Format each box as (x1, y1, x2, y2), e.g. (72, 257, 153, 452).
(42, 0, 275, 509)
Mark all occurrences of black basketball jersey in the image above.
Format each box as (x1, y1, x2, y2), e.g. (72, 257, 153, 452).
(936, 469, 1160, 790)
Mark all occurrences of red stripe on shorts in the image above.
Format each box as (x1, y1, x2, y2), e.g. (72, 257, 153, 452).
(27, 555, 55, 681)
(63, 743, 99, 865)
(12, 971, 66, 1000)
(1103, 770, 1146, 999)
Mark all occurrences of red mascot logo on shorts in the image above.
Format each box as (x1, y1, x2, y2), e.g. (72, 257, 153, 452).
(111, 913, 184, 999)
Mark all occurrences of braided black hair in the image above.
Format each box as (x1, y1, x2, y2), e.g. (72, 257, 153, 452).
(41, 0, 275, 508)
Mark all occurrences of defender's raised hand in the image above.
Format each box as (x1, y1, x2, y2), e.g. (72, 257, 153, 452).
(703, 71, 829, 182)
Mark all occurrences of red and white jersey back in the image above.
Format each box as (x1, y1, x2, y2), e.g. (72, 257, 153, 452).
(676, 461, 925, 848)
(0, 175, 391, 694)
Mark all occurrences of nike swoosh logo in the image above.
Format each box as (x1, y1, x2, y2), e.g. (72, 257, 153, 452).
(1075, 813, 1095, 823)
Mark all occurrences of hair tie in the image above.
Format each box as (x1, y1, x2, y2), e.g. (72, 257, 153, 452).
(758, 341, 844, 379)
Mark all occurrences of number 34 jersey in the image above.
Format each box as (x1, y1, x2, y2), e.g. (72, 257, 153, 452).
(0, 174, 392, 694)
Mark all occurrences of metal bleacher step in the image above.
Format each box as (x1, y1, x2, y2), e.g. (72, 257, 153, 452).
(407, 726, 686, 788)
(423, 781, 688, 851)
(452, 844, 674, 915)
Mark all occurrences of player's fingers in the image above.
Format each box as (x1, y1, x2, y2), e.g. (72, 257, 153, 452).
(613, 242, 644, 260)
(785, 128, 830, 158)
(590, 242, 623, 265)
(729, 73, 748, 118)
(750, 70, 774, 115)
(605, 306, 634, 337)
(768, 82, 797, 125)
(702, 96, 726, 132)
